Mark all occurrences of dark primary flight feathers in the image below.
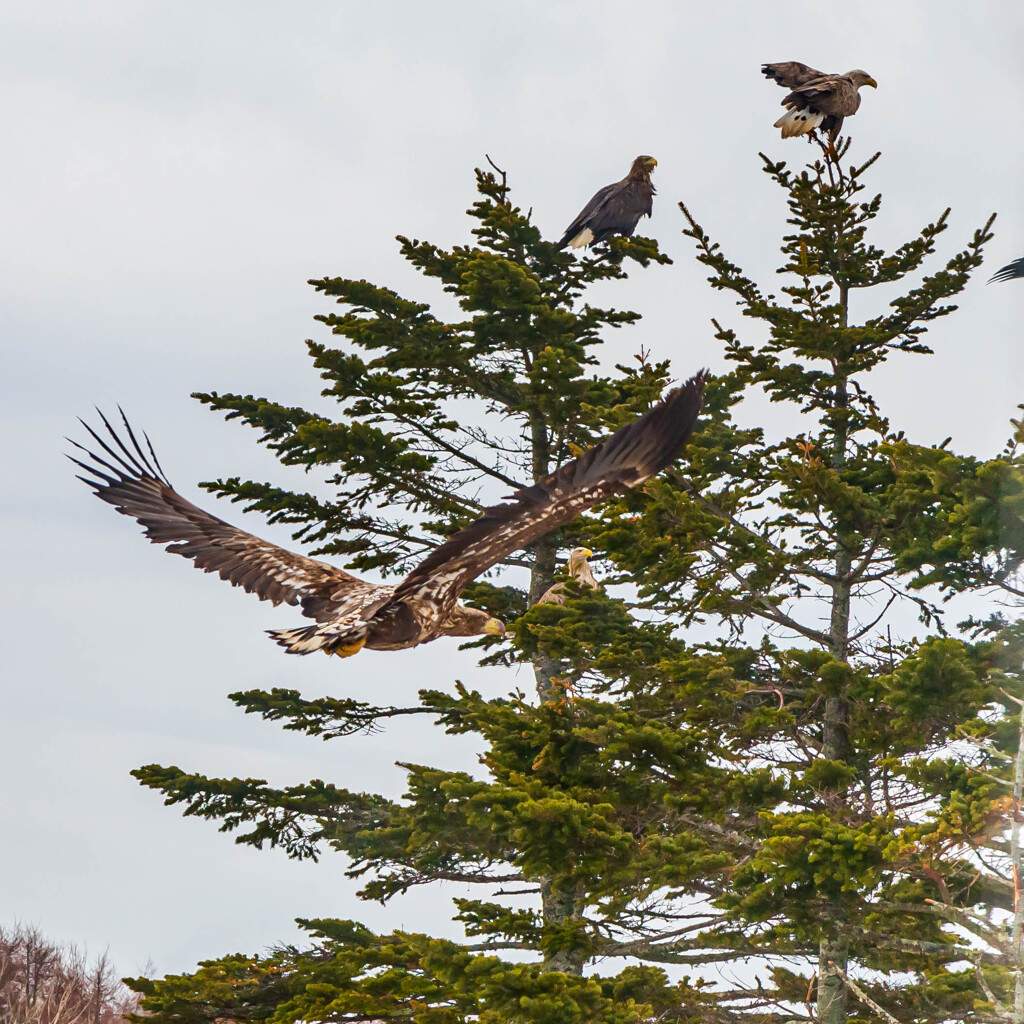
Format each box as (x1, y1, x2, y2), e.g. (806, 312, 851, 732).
(990, 256, 1024, 284)
(69, 372, 707, 659)
(557, 155, 657, 250)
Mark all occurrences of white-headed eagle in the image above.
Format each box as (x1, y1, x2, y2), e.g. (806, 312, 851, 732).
(70, 373, 706, 658)
(557, 155, 657, 250)
(536, 548, 600, 605)
(762, 62, 877, 146)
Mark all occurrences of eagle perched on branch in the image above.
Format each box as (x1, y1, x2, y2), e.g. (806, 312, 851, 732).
(557, 155, 657, 250)
(537, 548, 600, 605)
(70, 372, 706, 659)
(762, 62, 877, 144)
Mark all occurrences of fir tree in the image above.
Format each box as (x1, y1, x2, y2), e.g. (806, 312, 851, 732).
(127, 148, 1018, 1024)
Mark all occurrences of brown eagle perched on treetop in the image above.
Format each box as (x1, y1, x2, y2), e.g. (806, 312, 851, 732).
(69, 372, 706, 659)
(762, 62, 877, 146)
(557, 155, 657, 250)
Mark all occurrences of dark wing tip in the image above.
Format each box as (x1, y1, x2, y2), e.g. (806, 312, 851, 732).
(68, 409, 171, 496)
(989, 256, 1024, 284)
(636, 369, 708, 474)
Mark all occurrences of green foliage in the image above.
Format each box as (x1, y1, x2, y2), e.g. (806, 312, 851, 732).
(129, 919, 710, 1024)
(129, 153, 1019, 1024)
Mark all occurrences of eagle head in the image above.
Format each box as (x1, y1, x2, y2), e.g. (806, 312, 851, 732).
(442, 605, 506, 638)
(567, 547, 593, 569)
(846, 70, 878, 89)
(629, 155, 658, 179)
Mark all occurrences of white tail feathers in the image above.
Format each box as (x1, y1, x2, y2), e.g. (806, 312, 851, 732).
(267, 624, 368, 657)
(268, 624, 326, 654)
(568, 227, 594, 249)
(774, 106, 824, 138)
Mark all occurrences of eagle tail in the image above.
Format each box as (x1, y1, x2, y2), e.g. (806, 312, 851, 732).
(267, 624, 367, 657)
(566, 227, 594, 249)
(774, 106, 823, 138)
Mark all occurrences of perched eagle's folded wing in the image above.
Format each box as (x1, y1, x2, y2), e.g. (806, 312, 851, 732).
(990, 256, 1024, 284)
(393, 370, 708, 606)
(557, 182, 620, 249)
(69, 410, 375, 621)
(761, 61, 826, 89)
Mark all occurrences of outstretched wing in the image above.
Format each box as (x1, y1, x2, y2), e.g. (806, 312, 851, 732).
(69, 410, 380, 622)
(762, 61, 827, 90)
(394, 371, 708, 606)
(990, 256, 1024, 284)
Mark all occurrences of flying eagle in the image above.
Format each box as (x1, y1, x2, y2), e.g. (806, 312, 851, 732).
(537, 548, 600, 605)
(557, 155, 657, 250)
(70, 373, 706, 658)
(762, 63, 877, 145)
(990, 256, 1024, 284)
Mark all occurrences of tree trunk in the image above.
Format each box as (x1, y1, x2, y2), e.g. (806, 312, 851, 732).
(539, 879, 586, 974)
(818, 340, 852, 1021)
(526, 409, 583, 974)
(528, 409, 559, 702)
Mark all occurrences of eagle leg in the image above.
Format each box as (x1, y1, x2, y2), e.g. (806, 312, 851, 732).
(331, 638, 368, 658)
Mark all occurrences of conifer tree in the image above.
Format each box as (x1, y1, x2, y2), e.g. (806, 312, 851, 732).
(128, 147, 1018, 1024)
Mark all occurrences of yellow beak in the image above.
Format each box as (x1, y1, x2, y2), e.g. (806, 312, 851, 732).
(866, 77, 878, 89)
(483, 617, 506, 636)
(581, 548, 594, 558)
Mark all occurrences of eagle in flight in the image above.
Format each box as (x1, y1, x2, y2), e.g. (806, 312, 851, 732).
(762, 62, 877, 147)
(70, 373, 706, 659)
(557, 155, 657, 250)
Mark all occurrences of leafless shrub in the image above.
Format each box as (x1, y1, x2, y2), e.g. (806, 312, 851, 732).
(0, 924, 139, 1024)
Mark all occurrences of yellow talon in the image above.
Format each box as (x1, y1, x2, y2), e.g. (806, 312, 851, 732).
(332, 638, 367, 658)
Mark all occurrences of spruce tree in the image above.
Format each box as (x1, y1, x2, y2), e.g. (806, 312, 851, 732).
(127, 147, 1018, 1024)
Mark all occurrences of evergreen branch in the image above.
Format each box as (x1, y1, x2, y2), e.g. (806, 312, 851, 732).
(678, 476, 835, 585)
(462, 941, 535, 952)
(839, 926, 997, 965)
(229, 688, 450, 740)
(677, 812, 758, 851)
(697, 539, 830, 645)
(602, 939, 814, 966)
(826, 961, 900, 1024)
(362, 387, 526, 490)
(412, 870, 526, 885)
(972, 958, 1013, 1021)
(916, 900, 1011, 953)
(848, 592, 898, 643)
(846, 534, 886, 584)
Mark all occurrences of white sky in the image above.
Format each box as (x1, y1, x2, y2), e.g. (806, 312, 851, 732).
(1, 0, 1022, 982)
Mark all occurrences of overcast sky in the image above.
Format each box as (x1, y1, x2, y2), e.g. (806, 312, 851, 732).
(2, 0, 1022, 982)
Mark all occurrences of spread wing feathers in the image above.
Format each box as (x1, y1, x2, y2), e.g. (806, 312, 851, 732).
(68, 409, 379, 622)
(557, 181, 652, 249)
(762, 61, 826, 89)
(394, 371, 707, 606)
(990, 256, 1024, 284)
